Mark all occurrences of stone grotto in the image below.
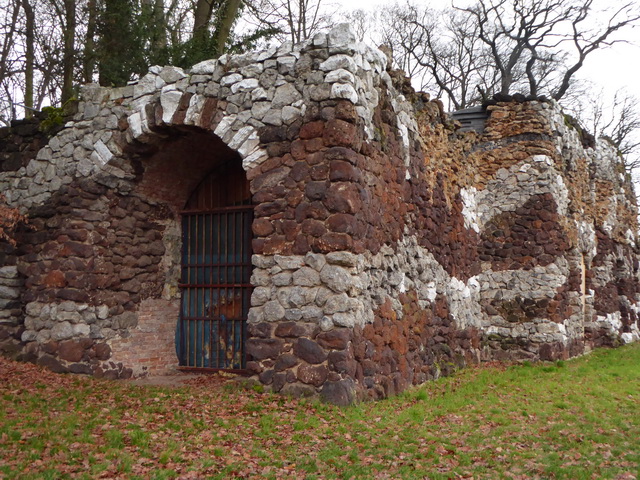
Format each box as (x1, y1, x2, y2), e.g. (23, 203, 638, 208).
(0, 24, 638, 405)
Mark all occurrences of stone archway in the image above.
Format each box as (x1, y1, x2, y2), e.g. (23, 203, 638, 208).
(106, 125, 254, 376)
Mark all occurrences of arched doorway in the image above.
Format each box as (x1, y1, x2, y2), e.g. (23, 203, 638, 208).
(177, 160, 253, 371)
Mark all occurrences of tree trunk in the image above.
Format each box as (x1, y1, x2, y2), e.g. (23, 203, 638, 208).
(153, 0, 167, 50)
(21, 0, 35, 117)
(215, 0, 242, 55)
(193, 0, 215, 45)
(83, 0, 97, 83)
(61, 0, 76, 104)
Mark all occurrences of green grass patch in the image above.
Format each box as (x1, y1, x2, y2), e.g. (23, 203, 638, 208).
(1, 344, 640, 478)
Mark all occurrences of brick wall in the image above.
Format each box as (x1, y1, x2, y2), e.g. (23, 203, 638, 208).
(108, 298, 180, 376)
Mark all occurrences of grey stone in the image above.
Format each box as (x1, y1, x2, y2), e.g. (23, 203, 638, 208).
(35, 330, 51, 343)
(90, 324, 104, 339)
(240, 63, 264, 77)
(112, 312, 138, 329)
(251, 102, 271, 118)
(159, 66, 186, 83)
(251, 88, 269, 101)
(315, 287, 333, 307)
(308, 83, 332, 102)
(0, 286, 20, 299)
(0, 266, 18, 279)
(263, 300, 286, 322)
(25, 302, 42, 317)
(325, 68, 355, 84)
(0, 277, 22, 287)
(324, 293, 351, 314)
(262, 110, 283, 126)
(319, 316, 334, 331)
(72, 324, 90, 336)
(305, 253, 327, 271)
(274, 255, 304, 270)
(281, 383, 316, 398)
(259, 69, 279, 89)
(277, 56, 297, 74)
(96, 305, 109, 320)
(320, 378, 356, 406)
(272, 84, 302, 108)
(56, 311, 82, 323)
(231, 78, 259, 93)
(248, 308, 265, 324)
(285, 308, 303, 321)
(281, 106, 301, 125)
(326, 251, 358, 267)
(51, 321, 74, 340)
(333, 312, 355, 328)
(293, 267, 321, 287)
(58, 301, 77, 312)
(251, 287, 271, 306)
(301, 305, 323, 321)
(21, 330, 38, 342)
(273, 272, 292, 286)
(253, 255, 276, 269)
(312, 32, 327, 47)
(133, 73, 157, 98)
(100, 328, 116, 339)
(251, 269, 271, 287)
(320, 265, 353, 293)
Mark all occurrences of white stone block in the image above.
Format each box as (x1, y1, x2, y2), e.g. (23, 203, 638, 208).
(159, 88, 182, 124)
(190, 59, 218, 75)
(213, 115, 236, 139)
(133, 73, 157, 99)
(228, 126, 254, 151)
(220, 73, 243, 87)
(231, 78, 259, 94)
(319, 54, 357, 73)
(327, 23, 356, 49)
(330, 83, 358, 104)
(184, 94, 205, 125)
(159, 66, 187, 83)
(237, 132, 261, 158)
(325, 68, 355, 84)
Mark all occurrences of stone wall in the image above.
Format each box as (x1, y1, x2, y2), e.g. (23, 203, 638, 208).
(0, 24, 638, 404)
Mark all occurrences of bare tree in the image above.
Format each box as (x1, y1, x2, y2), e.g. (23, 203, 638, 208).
(455, 0, 640, 101)
(343, 8, 374, 44)
(247, 0, 334, 44)
(380, 4, 501, 110)
(378, 0, 640, 110)
(583, 90, 640, 171)
(0, 0, 25, 124)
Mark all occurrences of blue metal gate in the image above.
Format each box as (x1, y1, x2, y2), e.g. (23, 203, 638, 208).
(177, 164, 253, 370)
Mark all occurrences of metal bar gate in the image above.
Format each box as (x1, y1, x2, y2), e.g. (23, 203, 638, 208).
(177, 205, 253, 370)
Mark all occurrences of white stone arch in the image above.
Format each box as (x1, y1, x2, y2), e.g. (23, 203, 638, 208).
(123, 91, 268, 174)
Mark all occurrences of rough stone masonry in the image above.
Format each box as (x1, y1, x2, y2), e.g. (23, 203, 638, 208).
(0, 24, 638, 405)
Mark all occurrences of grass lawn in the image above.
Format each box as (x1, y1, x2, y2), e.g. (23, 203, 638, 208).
(1, 343, 639, 479)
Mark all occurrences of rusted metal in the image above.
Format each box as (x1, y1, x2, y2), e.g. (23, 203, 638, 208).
(177, 162, 253, 370)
